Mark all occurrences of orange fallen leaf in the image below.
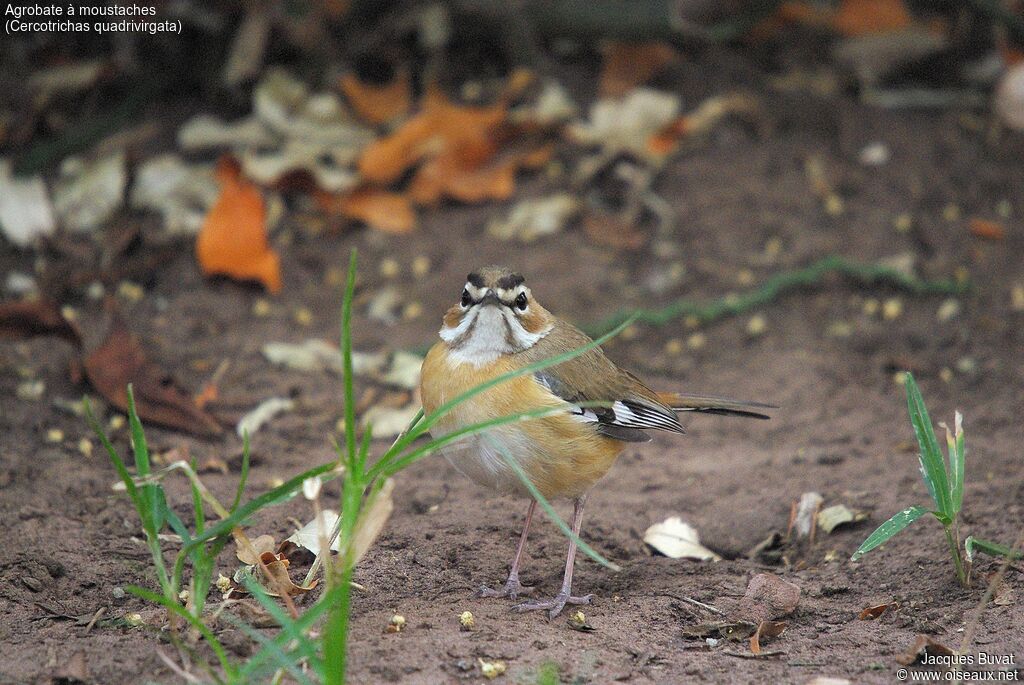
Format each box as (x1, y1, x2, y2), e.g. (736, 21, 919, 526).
(316, 187, 416, 233)
(968, 217, 1006, 241)
(196, 159, 281, 293)
(357, 73, 547, 206)
(858, 601, 898, 620)
(599, 41, 678, 98)
(340, 67, 412, 125)
(749, 620, 787, 654)
(834, 0, 912, 36)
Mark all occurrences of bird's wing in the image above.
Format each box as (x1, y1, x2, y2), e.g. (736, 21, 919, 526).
(526, 321, 685, 442)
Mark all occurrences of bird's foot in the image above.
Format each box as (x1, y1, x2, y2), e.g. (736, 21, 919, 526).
(514, 590, 593, 619)
(478, 576, 534, 600)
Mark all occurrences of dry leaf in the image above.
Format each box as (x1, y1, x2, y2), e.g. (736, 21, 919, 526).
(487, 193, 580, 243)
(349, 478, 395, 565)
(600, 41, 678, 98)
(896, 634, 955, 666)
(0, 160, 56, 248)
(568, 88, 680, 161)
(858, 601, 898, 620)
(178, 115, 277, 150)
(382, 351, 422, 390)
(817, 504, 857, 533)
(968, 217, 1006, 241)
(316, 187, 416, 233)
(52, 153, 126, 233)
(130, 154, 219, 236)
(339, 68, 412, 125)
(256, 550, 318, 597)
(196, 159, 282, 293)
(236, 397, 295, 437)
(834, 0, 912, 37)
(792, 492, 824, 539)
(262, 339, 345, 374)
(361, 404, 421, 439)
(286, 510, 340, 556)
(750, 620, 787, 654)
(237, 534, 277, 565)
(582, 211, 647, 251)
(84, 316, 223, 437)
(0, 299, 81, 346)
(643, 516, 721, 561)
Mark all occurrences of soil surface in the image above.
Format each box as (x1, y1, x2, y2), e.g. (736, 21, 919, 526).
(3, 44, 1024, 685)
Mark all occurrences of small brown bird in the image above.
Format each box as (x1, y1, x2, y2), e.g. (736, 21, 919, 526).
(420, 266, 772, 618)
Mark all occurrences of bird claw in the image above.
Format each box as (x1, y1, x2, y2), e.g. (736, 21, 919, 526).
(478, 577, 534, 600)
(514, 591, 593, 619)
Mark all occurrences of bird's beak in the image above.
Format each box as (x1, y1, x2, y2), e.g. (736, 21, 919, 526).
(479, 291, 501, 307)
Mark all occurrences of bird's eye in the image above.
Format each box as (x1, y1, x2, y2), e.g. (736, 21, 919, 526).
(514, 292, 528, 310)
(461, 289, 472, 307)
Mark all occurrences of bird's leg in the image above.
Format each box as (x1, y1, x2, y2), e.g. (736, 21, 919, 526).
(514, 493, 594, 619)
(479, 499, 537, 599)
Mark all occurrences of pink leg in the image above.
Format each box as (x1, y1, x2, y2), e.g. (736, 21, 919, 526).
(479, 499, 537, 600)
(514, 493, 594, 619)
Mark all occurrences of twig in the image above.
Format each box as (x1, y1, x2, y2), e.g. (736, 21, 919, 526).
(723, 649, 786, 659)
(80, 606, 106, 636)
(155, 647, 203, 685)
(586, 255, 967, 335)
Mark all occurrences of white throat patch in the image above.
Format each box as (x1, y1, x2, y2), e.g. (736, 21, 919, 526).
(440, 305, 551, 366)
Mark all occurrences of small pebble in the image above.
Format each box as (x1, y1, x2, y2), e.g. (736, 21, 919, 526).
(687, 333, 706, 350)
(112, 586, 126, 600)
(746, 314, 767, 337)
(45, 428, 64, 443)
(124, 613, 144, 627)
(824, 194, 844, 216)
(293, 307, 313, 327)
(826, 321, 853, 338)
(936, 299, 960, 322)
(862, 298, 880, 316)
(386, 614, 406, 633)
(379, 258, 400, 279)
(1011, 284, 1024, 312)
(5, 272, 37, 296)
(77, 438, 93, 458)
(109, 415, 126, 431)
(252, 299, 271, 317)
(117, 281, 144, 303)
(412, 256, 431, 278)
(893, 371, 908, 386)
(621, 325, 639, 340)
(737, 269, 755, 286)
(995, 199, 1012, 219)
(459, 611, 475, 630)
(61, 305, 78, 321)
(402, 302, 423, 320)
(956, 357, 977, 374)
(939, 367, 953, 383)
(942, 203, 961, 222)
(664, 339, 683, 355)
(478, 659, 506, 679)
(882, 298, 903, 321)
(858, 141, 890, 166)
(893, 214, 913, 233)
(16, 380, 45, 401)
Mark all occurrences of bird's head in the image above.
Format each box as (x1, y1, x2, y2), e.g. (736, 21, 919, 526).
(439, 266, 554, 363)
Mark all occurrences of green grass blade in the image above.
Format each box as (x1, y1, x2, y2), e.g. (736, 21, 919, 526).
(482, 434, 619, 571)
(230, 433, 252, 514)
(126, 385, 166, 534)
(946, 412, 965, 513)
(241, 578, 322, 669)
(851, 505, 930, 561)
(190, 457, 206, 537)
(85, 397, 143, 510)
(374, 318, 634, 475)
(964, 536, 1024, 563)
(222, 614, 315, 685)
(125, 585, 237, 679)
(181, 462, 335, 556)
(904, 374, 952, 518)
(341, 249, 358, 471)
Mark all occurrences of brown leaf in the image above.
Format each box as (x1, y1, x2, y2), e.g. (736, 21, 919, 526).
(732, 573, 801, 624)
(0, 299, 81, 346)
(896, 634, 955, 666)
(834, 0, 912, 36)
(236, 534, 277, 565)
(316, 187, 416, 233)
(968, 217, 1006, 241)
(582, 211, 647, 251)
(858, 601, 898, 620)
(83, 316, 223, 437)
(339, 68, 412, 125)
(257, 551, 318, 597)
(750, 620, 787, 654)
(599, 41, 678, 98)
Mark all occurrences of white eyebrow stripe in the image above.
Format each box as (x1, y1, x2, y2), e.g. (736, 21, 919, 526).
(465, 283, 488, 298)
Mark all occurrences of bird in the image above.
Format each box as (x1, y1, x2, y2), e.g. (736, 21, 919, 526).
(419, 266, 772, 618)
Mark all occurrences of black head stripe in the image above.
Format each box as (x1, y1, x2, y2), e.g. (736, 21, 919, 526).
(496, 273, 525, 290)
(467, 272, 486, 287)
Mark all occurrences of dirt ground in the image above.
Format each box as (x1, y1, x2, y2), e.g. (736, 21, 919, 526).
(3, 44, 1024, 685)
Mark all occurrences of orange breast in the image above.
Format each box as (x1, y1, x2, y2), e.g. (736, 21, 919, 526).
(420, 342, 625, 499)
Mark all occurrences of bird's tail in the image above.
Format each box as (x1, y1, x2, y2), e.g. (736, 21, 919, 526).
(655, 392, 775, 420)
